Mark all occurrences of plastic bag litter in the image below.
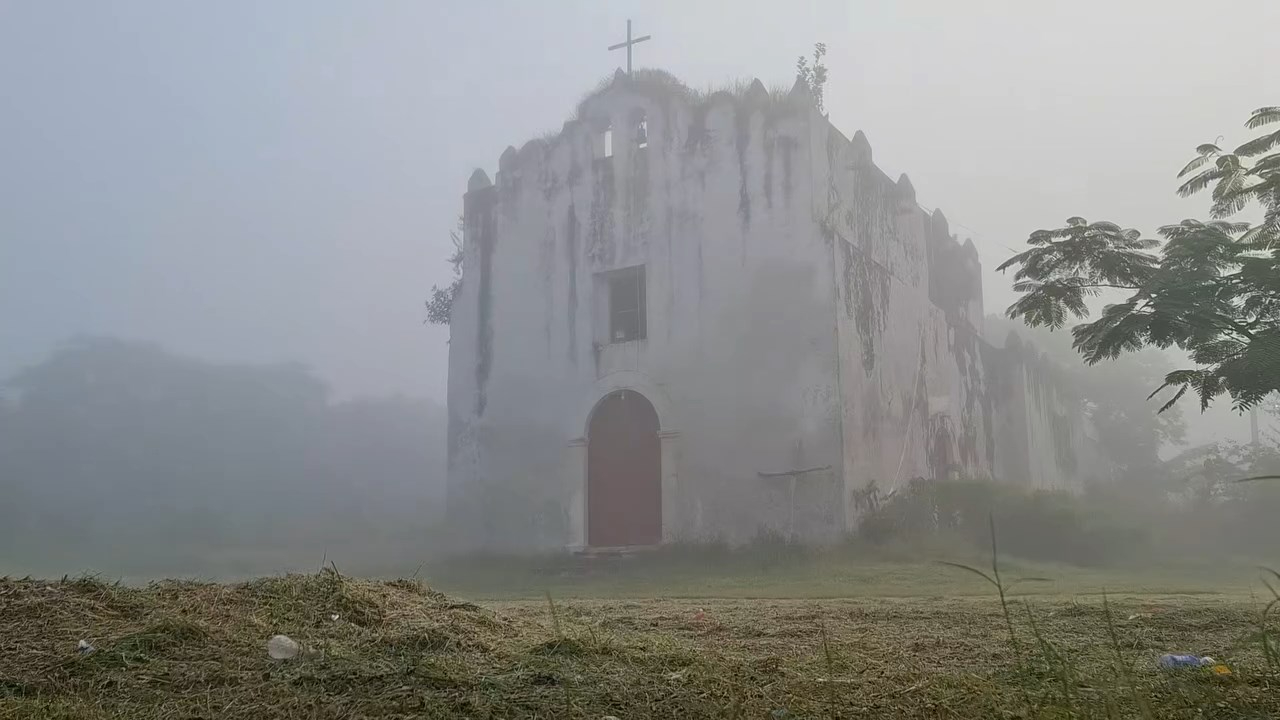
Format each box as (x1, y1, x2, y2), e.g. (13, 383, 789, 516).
(267, 634, 302, 660)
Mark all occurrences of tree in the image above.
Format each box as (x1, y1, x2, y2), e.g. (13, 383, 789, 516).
(999, 106, 1280, 413)
(1, 337, 447, 577)
(795, 42, 828, 114)
(425, 218, 464, 326)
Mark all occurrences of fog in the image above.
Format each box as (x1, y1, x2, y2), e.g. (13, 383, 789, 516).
(2, 1, 1278, 579)
(0, 337, 447, 579)
(4, 0, 1277, 400)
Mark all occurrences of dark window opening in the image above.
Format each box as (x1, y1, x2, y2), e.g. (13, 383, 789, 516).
(609, 266, 646, 343)
(629, 108, 648, 150)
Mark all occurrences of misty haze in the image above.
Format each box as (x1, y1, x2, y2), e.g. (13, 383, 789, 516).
(2, 2, 1279, 718)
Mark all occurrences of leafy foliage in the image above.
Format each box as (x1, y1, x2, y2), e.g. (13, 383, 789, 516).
(795, 42, 828, 114)
(999, 106, 1280, 412)
(857, 478, 1142, 566)
(425, 218, 464, 326)
(857, 461, 1280, 566)
(1154, 439, 1280, 549)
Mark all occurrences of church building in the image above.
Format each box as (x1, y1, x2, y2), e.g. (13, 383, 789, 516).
(445, 70, 1093, 550)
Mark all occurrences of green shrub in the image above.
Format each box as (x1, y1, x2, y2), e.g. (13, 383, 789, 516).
(856, 478, 1145, 566)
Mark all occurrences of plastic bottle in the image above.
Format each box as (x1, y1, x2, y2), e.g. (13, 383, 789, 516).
(1158, 654, 1213, 669)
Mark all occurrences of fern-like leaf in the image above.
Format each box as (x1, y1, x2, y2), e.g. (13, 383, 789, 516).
(1246, 106, 1280, 130)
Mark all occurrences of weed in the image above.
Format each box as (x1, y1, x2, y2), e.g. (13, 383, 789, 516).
(937, 517, 1025, 658)
(819, 622, 837, 719)
(1023, 600, 1076, 712)
(545, 590, 563, 640)
(1101, 591, 1155, 720)
(1260, 567, 1280, 668)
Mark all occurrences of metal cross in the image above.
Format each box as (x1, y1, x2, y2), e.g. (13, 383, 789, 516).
(608, 20, 650, 76)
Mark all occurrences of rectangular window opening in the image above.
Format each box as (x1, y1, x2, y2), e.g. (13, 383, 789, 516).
(604, 128, 613, 158)
(608, 266, 646, 343)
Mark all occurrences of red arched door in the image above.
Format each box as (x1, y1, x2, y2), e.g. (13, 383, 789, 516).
(587, 390, 661, 546)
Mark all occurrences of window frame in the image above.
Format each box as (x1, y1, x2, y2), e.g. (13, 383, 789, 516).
(606, 265, 646, 344)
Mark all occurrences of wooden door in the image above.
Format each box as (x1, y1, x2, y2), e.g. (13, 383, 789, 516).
(587, 390, 661, 546)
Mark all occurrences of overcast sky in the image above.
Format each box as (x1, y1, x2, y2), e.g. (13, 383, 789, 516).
(2, 0, 1277, 403)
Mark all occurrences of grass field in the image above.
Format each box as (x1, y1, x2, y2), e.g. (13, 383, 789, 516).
(426, 547, 1276, 600)
(3, 555, 1279, 719)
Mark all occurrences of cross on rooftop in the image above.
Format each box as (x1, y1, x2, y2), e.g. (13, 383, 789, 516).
(608, 20, 650, 76)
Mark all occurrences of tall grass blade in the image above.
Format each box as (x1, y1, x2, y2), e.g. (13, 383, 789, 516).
(1007, 577, 1055, 588)
(934, 561, 997, 587)
(1102, 591, 1155, 720)
(820, 622, 838, 719)
(987, 514, 1024, 661)
(1260, 595, 1279, 669)
(545, 590, 563, 640)
(1259, 567, 1280, 591)
(1024, 600, 1075, 710)
(1259, 572, 1280, 668)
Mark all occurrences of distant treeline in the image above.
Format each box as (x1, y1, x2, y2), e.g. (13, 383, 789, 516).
(0, 338, 446, 579)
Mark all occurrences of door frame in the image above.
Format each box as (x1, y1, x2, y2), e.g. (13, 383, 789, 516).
(585, 389, 661, 547)
(566, 372, 679, 549)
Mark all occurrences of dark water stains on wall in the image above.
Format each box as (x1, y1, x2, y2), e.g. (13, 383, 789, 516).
(841, 241, 891, 376)
(734, 105, 752, 258)
(541, 220, 556, 358)
(1050, 410, 1078, 472)
(982, 342, 1031, 483)
(980, 381, 996, 470)
(467, 186, 497, 416)
(626, 141, 651, 259)
(664, 190, 675, 342)
(925, 412, 956, 480)
(925, 221, 981, 325)
(861, 386, 884, 442)
(566, 203, 579, 365)
(684, 109, 713, 193)
(947, 324, 994, 472)
(779, 136, 797, 206)
(497, 146, 520, 216)
(762, 129, 775, 210)
(588, 160, 617, 267)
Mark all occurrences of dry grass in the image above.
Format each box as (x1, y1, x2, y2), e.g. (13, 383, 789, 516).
(2, 569, 1278, 718)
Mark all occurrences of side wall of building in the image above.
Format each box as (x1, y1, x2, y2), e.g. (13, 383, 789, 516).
(983, 333, 1097, 490)
(446, 76, 846, 550)
(807, 120, 997, 521)
(809, 116, 1093, 509)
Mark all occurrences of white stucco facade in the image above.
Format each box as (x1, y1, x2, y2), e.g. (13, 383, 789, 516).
(445, 71, 1094, 551)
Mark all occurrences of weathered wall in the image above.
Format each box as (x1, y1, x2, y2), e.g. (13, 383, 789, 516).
(809, 120, 998, 523)
(446, 71, 1094, 550)
(446, 73, 845, 549)
(983, 332, 1097, 490)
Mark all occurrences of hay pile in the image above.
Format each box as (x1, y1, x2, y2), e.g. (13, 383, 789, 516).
(3, 571, 1278, 718)
(0, 571, 760, 719)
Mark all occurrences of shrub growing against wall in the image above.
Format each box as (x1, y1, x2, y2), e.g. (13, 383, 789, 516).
(856, 478, 1144, 566)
